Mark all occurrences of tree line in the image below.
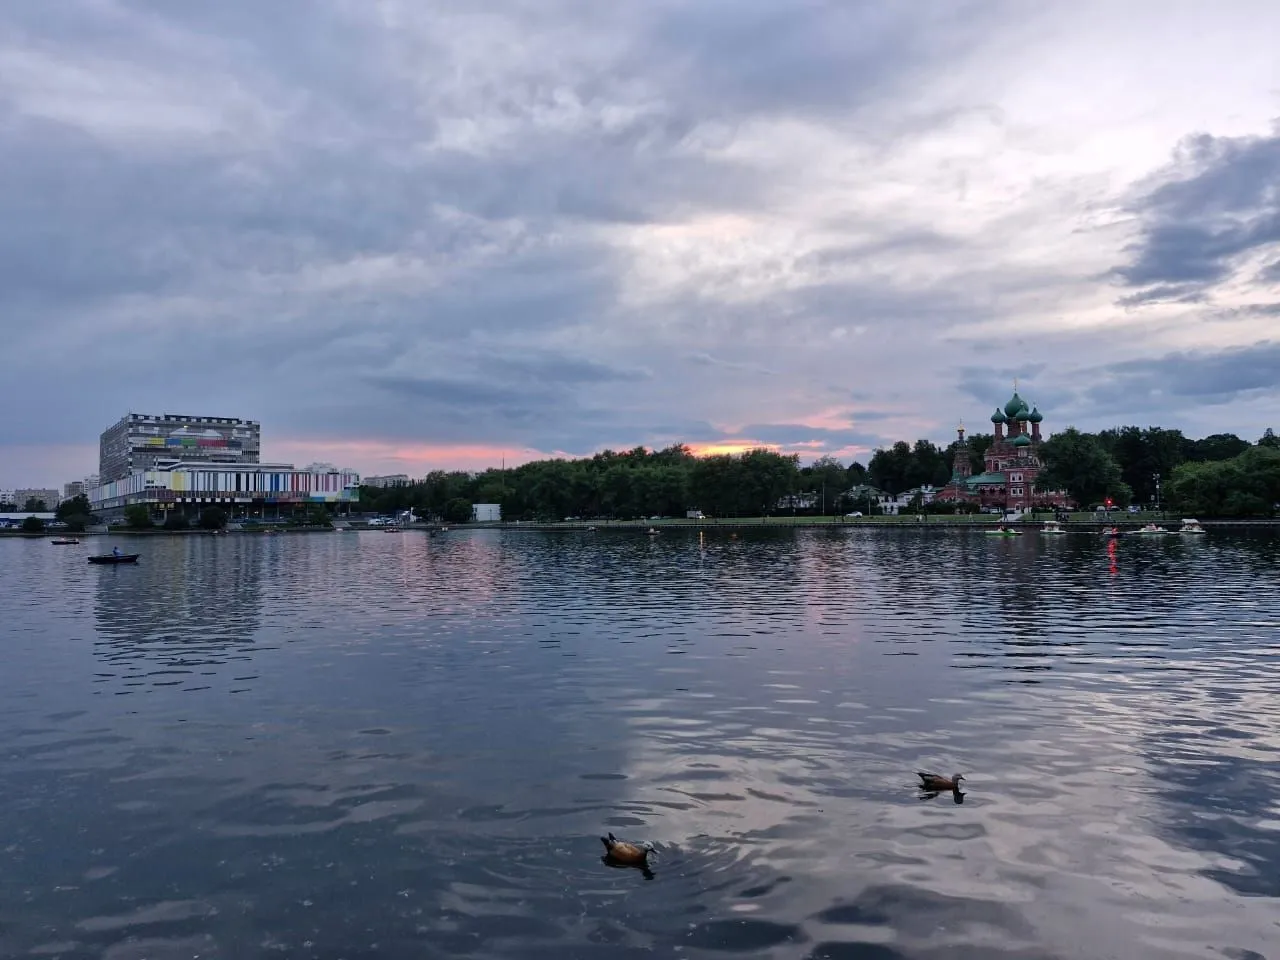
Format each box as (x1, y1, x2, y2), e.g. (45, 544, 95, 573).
(1037, 427, 1280, 516)
(359, 426, 1280, 522)
(359, 445, 872, 522)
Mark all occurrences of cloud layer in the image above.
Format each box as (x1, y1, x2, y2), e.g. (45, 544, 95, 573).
(3, 0, 1280, 483)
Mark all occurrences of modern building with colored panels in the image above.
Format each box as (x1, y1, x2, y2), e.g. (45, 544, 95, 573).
(88, 461, 361, 518)
(99, 413, 261, 483)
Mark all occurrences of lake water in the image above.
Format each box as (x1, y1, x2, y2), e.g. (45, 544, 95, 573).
(2, 528, 1279, 960)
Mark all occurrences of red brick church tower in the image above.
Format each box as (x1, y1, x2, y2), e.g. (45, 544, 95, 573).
(936, 386, 1071, 511)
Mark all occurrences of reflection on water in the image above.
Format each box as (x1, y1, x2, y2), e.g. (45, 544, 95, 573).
(1, 528, 1278, 959)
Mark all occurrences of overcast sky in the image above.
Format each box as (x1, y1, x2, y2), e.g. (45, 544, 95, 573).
(3, 0, 1279, 486)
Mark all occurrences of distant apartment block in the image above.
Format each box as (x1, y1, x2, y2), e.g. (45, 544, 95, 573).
(14, 488, 60, 510)
(63, 480, 86, 500)
(363, 474, 411, 488)
(99, 413, 261, 482)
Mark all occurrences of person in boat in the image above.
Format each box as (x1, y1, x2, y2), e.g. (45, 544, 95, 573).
(112, 546, 121, 557)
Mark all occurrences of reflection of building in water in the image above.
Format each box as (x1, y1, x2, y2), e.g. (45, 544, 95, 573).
(93, 540, 265, 678)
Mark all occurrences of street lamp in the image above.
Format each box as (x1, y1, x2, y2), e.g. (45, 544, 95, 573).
(1153, 472, 1161, 513)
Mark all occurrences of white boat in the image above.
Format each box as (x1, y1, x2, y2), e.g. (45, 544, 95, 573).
(1040, 521, 1066, 535)
(1179, 518, 1207, 534)
(1130, 523, 1169, 535)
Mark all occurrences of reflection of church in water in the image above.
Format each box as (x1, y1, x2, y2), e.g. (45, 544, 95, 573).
(936, 389, 1072, 511)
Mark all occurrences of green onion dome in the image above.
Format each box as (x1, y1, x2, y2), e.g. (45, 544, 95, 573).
(1011, 433, 1032, 447)
(990, 408, 1008, 424)
(1004, 392, 1027, 418)
(1027, 406, 1043, 423)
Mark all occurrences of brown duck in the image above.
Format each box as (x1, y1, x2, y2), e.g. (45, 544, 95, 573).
(917, 772, 964, 792)
(600, 832, 653, 866)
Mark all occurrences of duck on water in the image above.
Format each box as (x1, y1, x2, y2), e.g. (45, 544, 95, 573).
(600, 832, 655, 878)
(918, 771, 966, 803)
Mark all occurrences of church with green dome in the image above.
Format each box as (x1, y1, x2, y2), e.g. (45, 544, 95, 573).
(934, 388, 1071, 512)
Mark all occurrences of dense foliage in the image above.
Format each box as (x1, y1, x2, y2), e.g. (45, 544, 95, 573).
(360, 445, 866, 521)
(55, 494, 96, 532)
(355, 426, 1278, 522)
(124, 505, 154, 529)
(1165, 445, 1280, 517)
(199, 507, 228, 530)
(1038, 426, 1279, 515)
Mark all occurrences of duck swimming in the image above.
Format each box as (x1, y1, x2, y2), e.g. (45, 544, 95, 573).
(600, 832, 653, 866)
(917, 772, 964, 792)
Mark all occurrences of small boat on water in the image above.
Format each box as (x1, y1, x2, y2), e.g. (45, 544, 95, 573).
(1040, 521, 1066, 535)
(1101, 526, 1121, 537)
(50, 537, 81, 545)
(88, 553, 139, 565)
(647, 527, 660, 536)
(1179, 518, 1207, 534)
(1130, 523, 1169, 535)
(985, 526, 1022, 536)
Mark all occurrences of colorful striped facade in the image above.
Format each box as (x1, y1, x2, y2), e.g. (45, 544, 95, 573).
(90, 464, 361, 513)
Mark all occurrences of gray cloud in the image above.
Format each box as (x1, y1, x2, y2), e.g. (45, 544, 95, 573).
(2, 1, 1278, 484)
(1113, 126, 1280, 303)
(1079, 340, 1280, 409)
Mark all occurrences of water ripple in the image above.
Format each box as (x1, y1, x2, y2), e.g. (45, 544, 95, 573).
(1, 528, 1278, 958)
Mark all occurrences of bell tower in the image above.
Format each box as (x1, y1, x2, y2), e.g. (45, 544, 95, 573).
(951, 422, 972, 479)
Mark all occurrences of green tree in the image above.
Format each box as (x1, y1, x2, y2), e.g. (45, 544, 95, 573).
(199, 507, 228, 530)
(23, 496, 46, 512)
(965, 433, 994, 474)
(1166, 446, 1280, 517)
(1259, 428, 1280, 449)
(56, 495, 95, 533)
(1184, 432, 1250, 462)
(868, 441, 913, 495)
(304, 504, 332, 527)
(907, 439, 951, 488)
(1037, 428, 1131, 507)
(800, 456, 847, 513)
(56, 494, 93, 521)
(124, 505, 154, 529)
(1097, 426, 1186, 504)
(444, 498, 473, 524)
(20, 515, 45, 533)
